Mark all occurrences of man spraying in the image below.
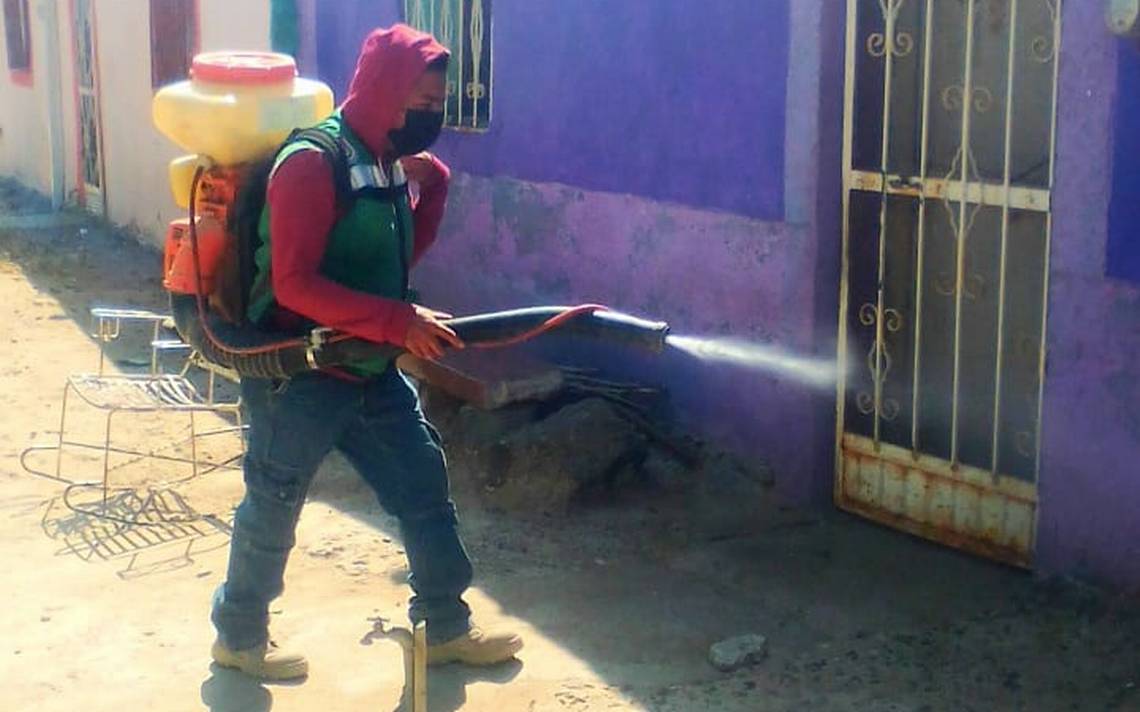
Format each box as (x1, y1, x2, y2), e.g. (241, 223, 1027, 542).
(209, 25, 523, 680)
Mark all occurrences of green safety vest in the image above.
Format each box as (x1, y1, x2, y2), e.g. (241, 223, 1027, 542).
(248, 113, 415, 377)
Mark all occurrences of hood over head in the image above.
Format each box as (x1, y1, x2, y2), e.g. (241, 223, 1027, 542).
(340, 24, 449, 159)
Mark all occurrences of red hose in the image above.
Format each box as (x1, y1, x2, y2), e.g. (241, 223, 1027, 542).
(469, 304, 609, 349)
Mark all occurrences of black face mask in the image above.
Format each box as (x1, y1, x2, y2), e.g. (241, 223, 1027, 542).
(388, 110, 444, 157)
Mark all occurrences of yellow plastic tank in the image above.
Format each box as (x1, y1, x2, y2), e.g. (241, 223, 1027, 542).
(153, 52, 334, 167)
(167, 154, 206, 209)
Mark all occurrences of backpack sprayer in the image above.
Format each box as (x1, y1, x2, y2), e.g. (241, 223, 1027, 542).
(152, 52, 668, 380)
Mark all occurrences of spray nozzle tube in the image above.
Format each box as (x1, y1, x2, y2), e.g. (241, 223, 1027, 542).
(171, 295, 670, 380)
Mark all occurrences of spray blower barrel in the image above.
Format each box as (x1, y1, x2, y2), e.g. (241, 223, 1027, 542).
(170, 295, 669, 380)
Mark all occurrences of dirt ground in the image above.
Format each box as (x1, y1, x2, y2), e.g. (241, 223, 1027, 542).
(1, 182, 1138, 712)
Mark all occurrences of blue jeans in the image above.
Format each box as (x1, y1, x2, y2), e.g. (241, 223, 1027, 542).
(211, 368, 473, 649)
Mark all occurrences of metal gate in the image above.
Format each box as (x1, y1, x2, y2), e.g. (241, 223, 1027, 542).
(836, 0, 1061, 567)
(72, 0, 105, 215)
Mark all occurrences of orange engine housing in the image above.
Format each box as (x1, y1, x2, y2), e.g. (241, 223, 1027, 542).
(163, 217, 228, 294)
(162, 167, 246, 296)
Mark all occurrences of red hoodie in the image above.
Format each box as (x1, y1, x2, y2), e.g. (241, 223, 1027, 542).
(265, 25, 451, 347)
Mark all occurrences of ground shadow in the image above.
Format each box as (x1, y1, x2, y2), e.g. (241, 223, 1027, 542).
(200, 665, 275, 712)
(198, 657, 521, 712)
(38, 488, 232, 578)
(414, 660, 523, 712)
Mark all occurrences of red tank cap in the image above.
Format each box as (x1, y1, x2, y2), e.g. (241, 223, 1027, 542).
(190, 52, 296, 85)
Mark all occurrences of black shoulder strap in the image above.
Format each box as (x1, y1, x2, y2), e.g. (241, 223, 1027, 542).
(235, 128, 353, 325)
(285, 127, 353, 205)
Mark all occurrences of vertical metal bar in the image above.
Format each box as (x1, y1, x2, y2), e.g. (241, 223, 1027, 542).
(151, 321, 161, 375)
(189, 412, 199, 479)
(97, 319, 107, 375)
(457, 0, 465, 127)
(412, 621, 428, 712)
(454, 0, 461, 124)
(949, 0, 978, 466)
(834, 0, 860, 499)
(486, 0, 494, 128)
(872, 0, 900, 448)
(102, 410, 116, 510)
(1035, 0, 1063, 482)
(440, 0, 453, 123)
(991, 0, 1021, 475)
(910, 0, 936, 454)
(469, 0, 485, 128)
(55, 383, 71, 480)
(86, 0, 107, 214)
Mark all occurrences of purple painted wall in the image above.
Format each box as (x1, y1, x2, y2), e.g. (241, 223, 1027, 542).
(416, 177, 822, 495)
(315, 0, 403, 96)
(317, 0, 789, 220)
(295, 0, 318, 76)
(1036, 2, 1140, 590)
(414, 2, 843, 505)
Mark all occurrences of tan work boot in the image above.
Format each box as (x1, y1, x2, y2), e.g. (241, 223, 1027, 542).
(427, 627, 524, 666)
(210, 639, 309, 681)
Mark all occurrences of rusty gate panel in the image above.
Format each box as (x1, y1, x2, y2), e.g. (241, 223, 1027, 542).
(836, 0, 1061, 566)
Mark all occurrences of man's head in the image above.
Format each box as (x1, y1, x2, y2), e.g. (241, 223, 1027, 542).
(340, 25, 450, 160)
(387, 54, 448, 157)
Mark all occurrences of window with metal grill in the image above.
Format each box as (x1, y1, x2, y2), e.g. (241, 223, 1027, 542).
(3, 0, 31, 82)
(150, 0, 198, 89)
(404, 0, 492, 131)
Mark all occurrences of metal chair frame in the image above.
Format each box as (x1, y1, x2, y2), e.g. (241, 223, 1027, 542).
(21, 307, 245, 519)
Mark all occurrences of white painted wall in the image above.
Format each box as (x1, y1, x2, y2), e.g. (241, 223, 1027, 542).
(95, 0, 270, 244)
(199, 0, 270, 53)
(0, 0, 66, 195)
(0, 0, 270, 245)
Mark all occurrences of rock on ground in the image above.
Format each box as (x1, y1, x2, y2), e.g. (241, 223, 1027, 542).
(709, 633, 769, 672)
(478, 397, 647, 513)
(640, 447, 694, 493)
